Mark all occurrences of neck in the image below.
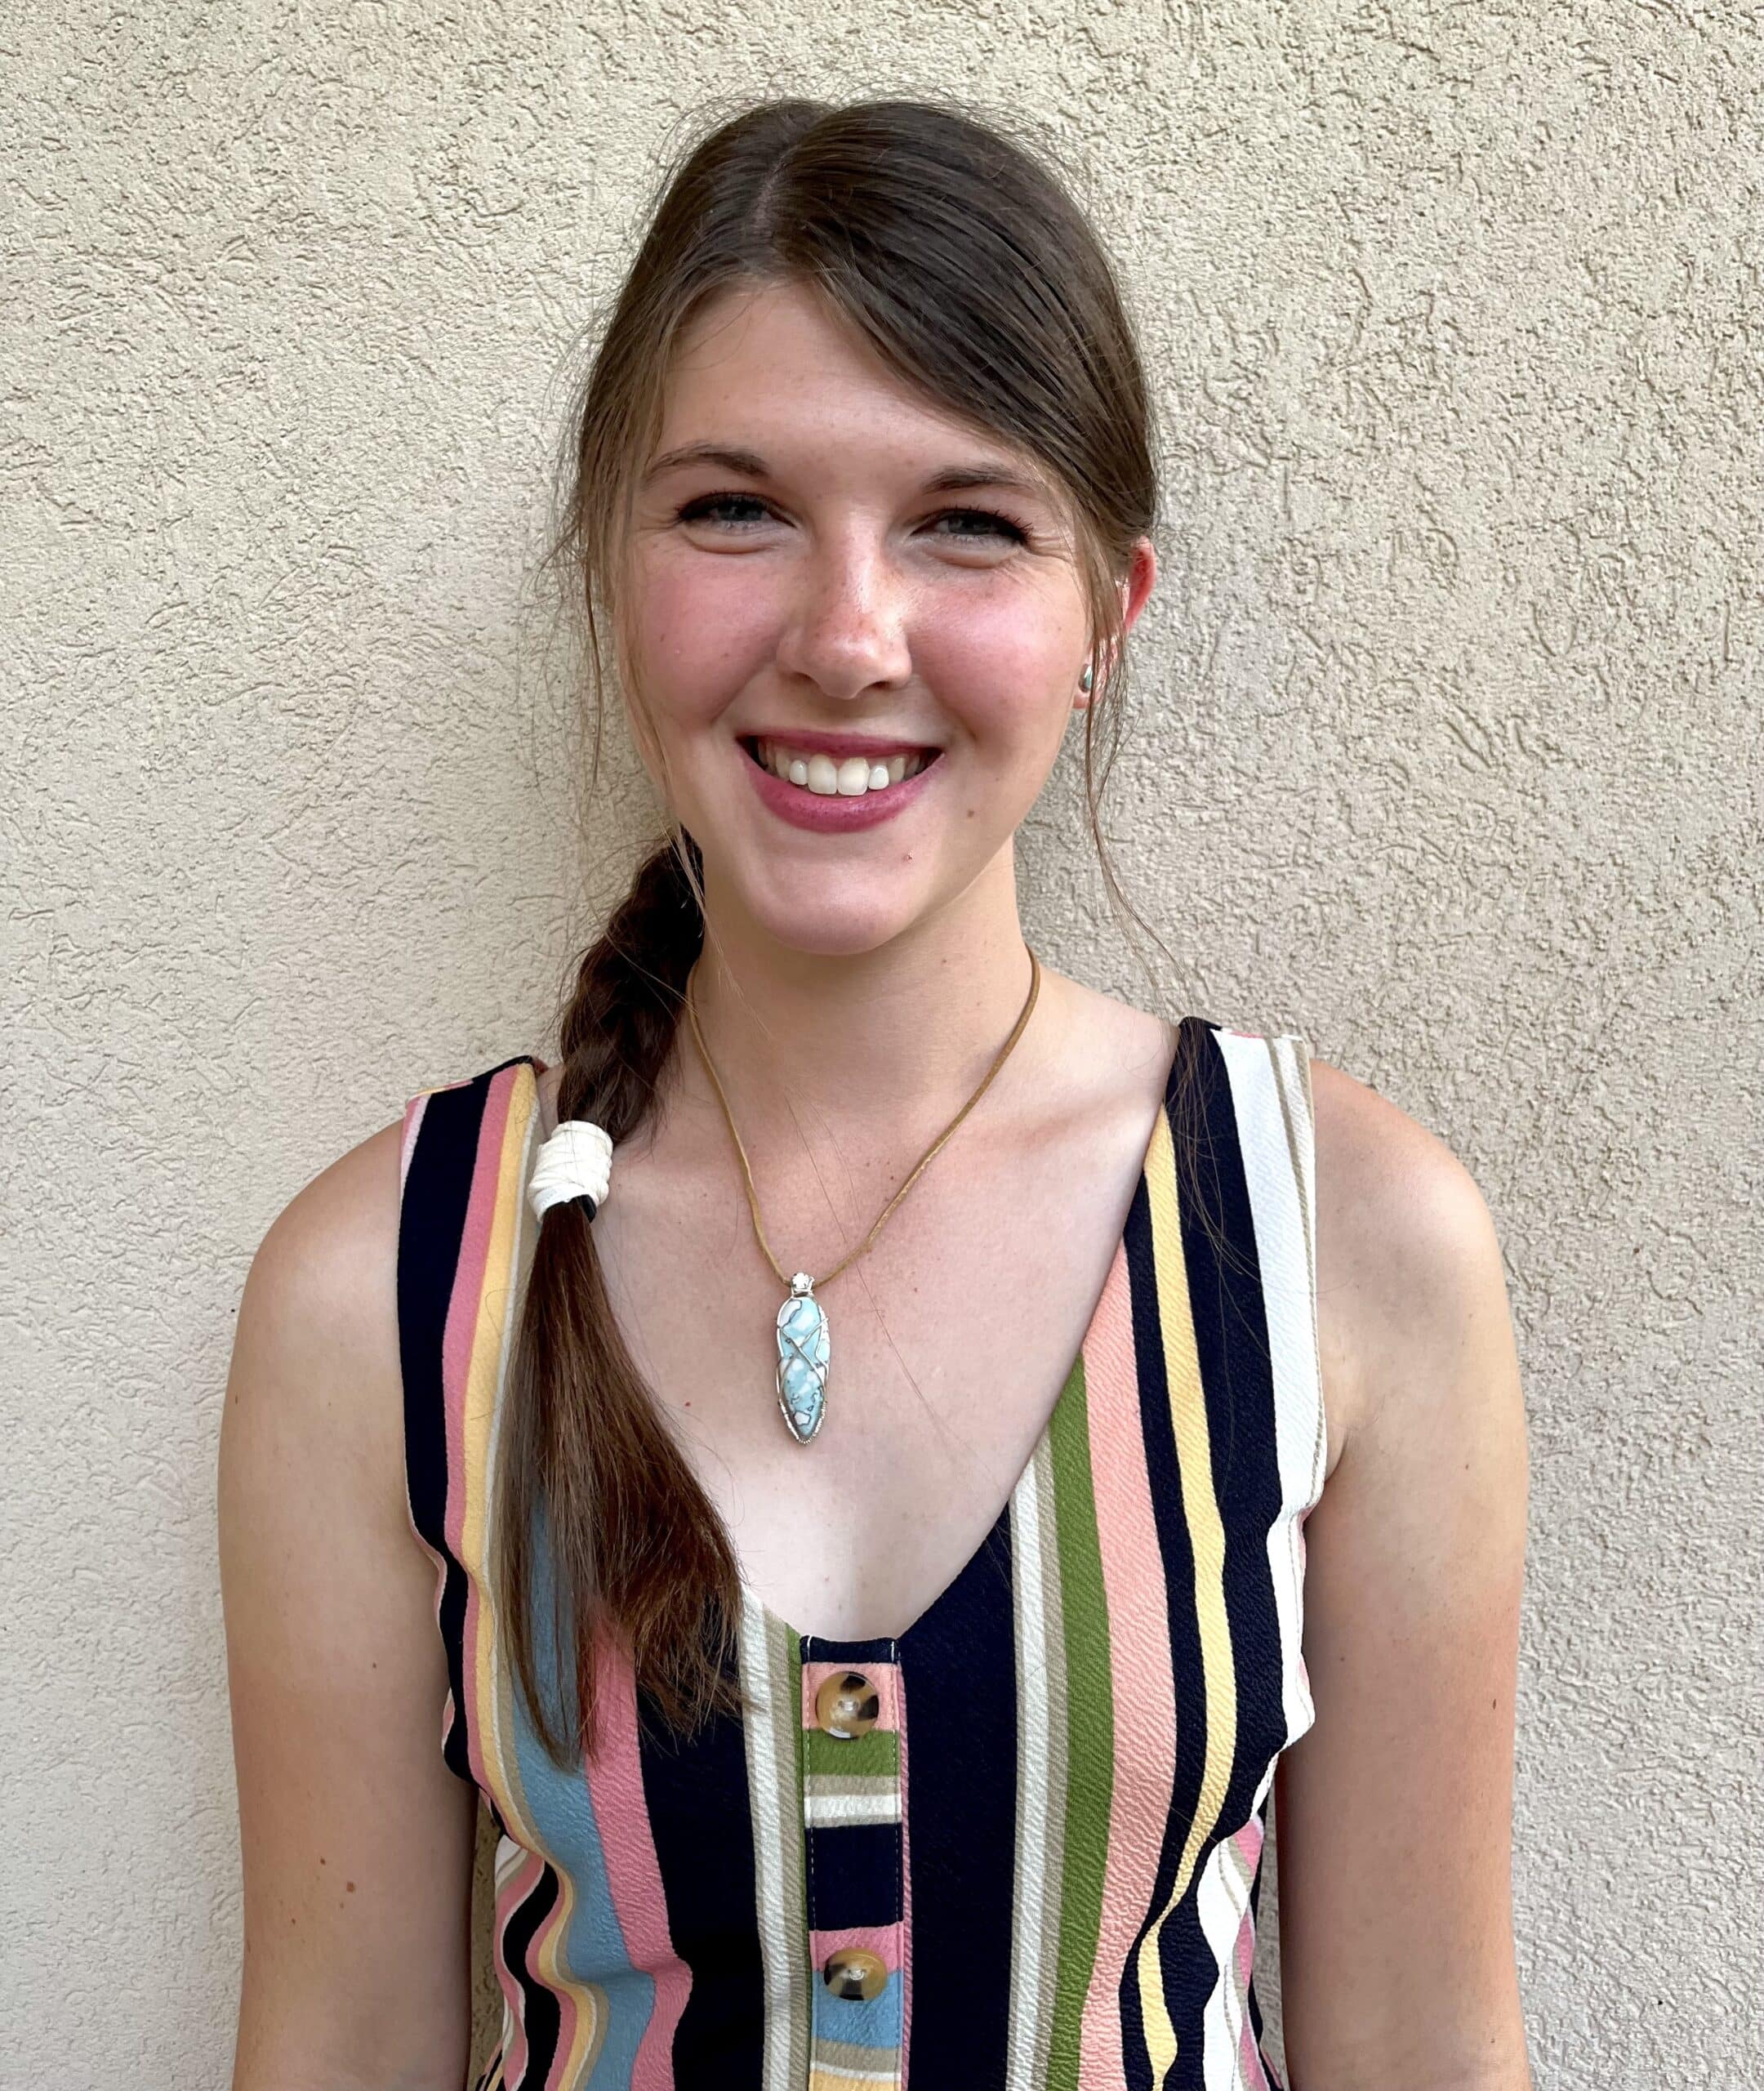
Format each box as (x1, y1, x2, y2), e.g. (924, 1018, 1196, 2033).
(677, 847, 1064, 1158)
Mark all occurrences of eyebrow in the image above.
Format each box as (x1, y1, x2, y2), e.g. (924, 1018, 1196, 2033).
(640, 440, 1055, 504)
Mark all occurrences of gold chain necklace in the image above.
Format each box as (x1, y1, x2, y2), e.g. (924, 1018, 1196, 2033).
(684, 948, 1042, 1445)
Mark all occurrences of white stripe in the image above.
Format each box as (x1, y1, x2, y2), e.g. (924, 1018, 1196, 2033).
(1214, 1029, 1330, 1752)
(1192, 1762, 1276, 2089)
(803, 1789, 902, 1826)
(1005, 1443, 1054, 2089)
(738, 1589, 798, 2088)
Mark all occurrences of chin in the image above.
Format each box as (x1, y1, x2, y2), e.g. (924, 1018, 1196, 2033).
(733, 867, 929, 960)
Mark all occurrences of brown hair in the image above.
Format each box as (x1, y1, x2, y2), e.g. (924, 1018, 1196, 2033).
(498, 94, 1216, 1766)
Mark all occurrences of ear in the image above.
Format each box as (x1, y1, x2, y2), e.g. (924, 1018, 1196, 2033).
(1118, 535, 1157, 640)
(1076, 537, 1158, 711)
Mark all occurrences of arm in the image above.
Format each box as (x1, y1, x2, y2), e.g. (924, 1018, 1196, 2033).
(218, 1122, 479, 2091)
(1273, 1062, 1533, 2089)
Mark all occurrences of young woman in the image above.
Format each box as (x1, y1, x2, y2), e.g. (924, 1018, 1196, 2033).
(220, 97, 1532, 2091)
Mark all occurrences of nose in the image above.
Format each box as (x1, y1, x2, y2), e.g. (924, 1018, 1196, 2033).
(773, 528, 913, 703)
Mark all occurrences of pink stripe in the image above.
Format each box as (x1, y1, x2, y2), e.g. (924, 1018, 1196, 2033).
(808, 1922, 904, 1974)
(898, 1661, 912, 2088)
(1232, 1817, 1272, 2089)
(399, 1091, 430, 1192)
(496, 1846, 546, 2088)
(581, 1631, 690, 2084)
(1078, 1246, 1178, 2088)
(1232, 1897, 1271, 2090)
(530, 1879, 581, 2091)
(439, 1068, 519, 1796)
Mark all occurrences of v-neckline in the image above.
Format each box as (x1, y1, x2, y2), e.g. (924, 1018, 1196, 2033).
(524, 1017, 1187, 1656)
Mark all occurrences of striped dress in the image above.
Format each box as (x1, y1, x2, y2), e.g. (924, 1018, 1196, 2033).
(397, 1016, 1328, 2091)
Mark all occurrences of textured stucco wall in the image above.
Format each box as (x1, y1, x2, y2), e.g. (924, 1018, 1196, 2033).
(6, 4, 1760, 2084)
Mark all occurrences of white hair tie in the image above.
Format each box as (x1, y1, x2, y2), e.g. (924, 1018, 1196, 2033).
(528, 1118, 614, 1224)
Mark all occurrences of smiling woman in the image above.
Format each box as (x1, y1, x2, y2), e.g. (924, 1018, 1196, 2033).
(219, 93, 1533, 2091)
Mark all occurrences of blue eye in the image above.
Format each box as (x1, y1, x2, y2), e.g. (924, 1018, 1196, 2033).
(675, 493, 770, 531)
(674, 493, 1029, 546)
(933, 507, 1029, 544)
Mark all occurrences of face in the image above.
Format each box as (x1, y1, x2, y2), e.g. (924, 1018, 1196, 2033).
(623, 278, 1154, 956)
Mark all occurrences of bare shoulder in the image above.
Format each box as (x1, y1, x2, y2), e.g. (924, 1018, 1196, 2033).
(230, 1116, 409, 1484)
(220, 1112, 478, 2084)
(1274, 1052, 1533, 2081)
(1307, 1050, 1515, 1477)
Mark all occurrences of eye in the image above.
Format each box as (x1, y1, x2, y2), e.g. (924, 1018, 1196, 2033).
(675, 492, 772, 532)
(929, 506, 1029, 545)
(672, 493, 1030, 547)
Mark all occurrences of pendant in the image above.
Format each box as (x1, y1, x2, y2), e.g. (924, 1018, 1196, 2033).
(776, 1271, 830, 1444)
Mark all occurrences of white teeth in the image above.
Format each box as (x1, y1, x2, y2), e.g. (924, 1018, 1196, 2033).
(757, 740, 929, 796)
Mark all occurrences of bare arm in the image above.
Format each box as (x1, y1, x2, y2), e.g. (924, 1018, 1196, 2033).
(1274, 1063, 1532, 2089)
(218, 1121, 479, 2091)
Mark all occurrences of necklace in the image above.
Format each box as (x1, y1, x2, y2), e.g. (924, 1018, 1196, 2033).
(683, 949, 1042, 1446)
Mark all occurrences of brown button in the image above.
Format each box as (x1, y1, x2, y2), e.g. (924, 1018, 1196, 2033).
(814, 1669, 880, 1739)
(823, 1946, 889, 2000)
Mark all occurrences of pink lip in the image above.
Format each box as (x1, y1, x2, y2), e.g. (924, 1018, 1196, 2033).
(741, 739, 941, 832)
(742, 727, 940, 758)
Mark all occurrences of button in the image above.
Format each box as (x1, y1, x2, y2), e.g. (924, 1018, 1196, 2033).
(823, 1946, 889, 2000)
(814, 1668, 880, 1739)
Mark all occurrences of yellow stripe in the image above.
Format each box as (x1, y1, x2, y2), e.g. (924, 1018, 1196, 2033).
(460, 1063, 605, 2080)
(1133, 1103, 1238, 2080)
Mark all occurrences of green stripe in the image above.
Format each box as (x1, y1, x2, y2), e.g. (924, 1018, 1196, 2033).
(804, 1726, 901, 1779)
(1045, 1349, 1115, 2091)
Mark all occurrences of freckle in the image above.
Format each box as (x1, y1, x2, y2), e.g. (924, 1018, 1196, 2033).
(319, 1856, 327, 1866)
(346, 1881, 356, 1893)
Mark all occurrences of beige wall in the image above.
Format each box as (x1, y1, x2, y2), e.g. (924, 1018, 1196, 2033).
(7, 5, 1759, 2084)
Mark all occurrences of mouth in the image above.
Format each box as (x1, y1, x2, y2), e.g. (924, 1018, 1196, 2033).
(739, 735, 944, 800)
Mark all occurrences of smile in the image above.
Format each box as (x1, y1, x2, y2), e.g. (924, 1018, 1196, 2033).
(737, 735, 944, 833)
(745, 737, 936, 796)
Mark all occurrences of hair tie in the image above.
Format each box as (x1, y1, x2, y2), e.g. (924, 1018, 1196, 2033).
(528, 1119, 613, 1225)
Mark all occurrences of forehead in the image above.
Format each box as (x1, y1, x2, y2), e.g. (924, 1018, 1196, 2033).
(651, 280, 1062, 505)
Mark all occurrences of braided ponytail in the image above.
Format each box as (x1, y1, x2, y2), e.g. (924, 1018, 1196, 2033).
(497, 831, 747, 1763)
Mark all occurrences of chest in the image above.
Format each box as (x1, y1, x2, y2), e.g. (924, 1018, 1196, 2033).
(589, 1108, 1156, 1645)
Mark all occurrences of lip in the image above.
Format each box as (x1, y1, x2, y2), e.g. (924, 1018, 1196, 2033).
(740, 737, 942, 833)
(741, 727, 941, 759)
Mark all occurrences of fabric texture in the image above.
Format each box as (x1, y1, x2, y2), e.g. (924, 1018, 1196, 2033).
(396, 1014, 1328, 2090)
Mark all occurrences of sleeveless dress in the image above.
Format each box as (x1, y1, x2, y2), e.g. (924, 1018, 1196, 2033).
(397, 1016, 1328, 2091)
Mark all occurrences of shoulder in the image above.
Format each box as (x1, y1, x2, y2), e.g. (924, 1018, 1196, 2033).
(229, 1114, 408, 1491)
(1307, 1050, 1517, 1476)
(1271, 1054, 1531, 2073)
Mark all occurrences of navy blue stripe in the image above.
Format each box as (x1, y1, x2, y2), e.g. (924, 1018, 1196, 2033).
(804, 1819, 903, 1930)
(891, 1513, 1018, 2084)
(396, 1068, 495, 1790)
(1189, 1028, 1291, 1799)
(1156, 1023, 1292, 2077)
(1246, 1782, 1273, 2058)
(1118, 1027, 1209, 2091)
(638, 1674, 766, 2085)
(499, 1853, 564, 2089)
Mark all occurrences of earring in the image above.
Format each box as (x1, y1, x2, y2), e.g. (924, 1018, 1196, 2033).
(1079, 663, 1094, 694)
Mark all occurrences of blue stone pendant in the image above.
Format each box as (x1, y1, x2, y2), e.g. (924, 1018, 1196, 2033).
(776, 1272, 830, 1444)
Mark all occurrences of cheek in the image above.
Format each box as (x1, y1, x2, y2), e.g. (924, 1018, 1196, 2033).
(917, 593, 1079, 754)
(630, 551, 774, 723)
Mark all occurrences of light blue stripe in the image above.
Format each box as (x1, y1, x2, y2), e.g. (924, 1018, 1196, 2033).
(501, 1523, 656, 2084)
(809, 1965, 904, 2049)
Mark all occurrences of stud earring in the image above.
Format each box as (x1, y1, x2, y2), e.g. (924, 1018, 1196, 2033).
(1079, 663, 1094, 694)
